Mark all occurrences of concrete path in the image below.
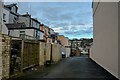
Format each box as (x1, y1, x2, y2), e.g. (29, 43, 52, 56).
(15, 56, 107, 80)
(42, 56, 106, 79)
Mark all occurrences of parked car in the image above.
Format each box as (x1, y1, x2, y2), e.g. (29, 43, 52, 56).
(62, 52, 66, 58)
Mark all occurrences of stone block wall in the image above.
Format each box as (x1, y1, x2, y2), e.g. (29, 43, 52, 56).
(1, 35, 11, 79)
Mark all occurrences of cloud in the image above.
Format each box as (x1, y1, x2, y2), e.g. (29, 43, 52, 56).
(4, 2, 93, 39)
(52, 27, 63, 32)
(52, 24, 93, 38)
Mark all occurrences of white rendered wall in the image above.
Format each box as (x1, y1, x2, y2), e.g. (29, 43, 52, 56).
(90, 2, 118, 78)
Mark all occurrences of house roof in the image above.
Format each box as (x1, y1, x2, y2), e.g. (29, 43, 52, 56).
(40, 24, 54, 31)
(31, 18, 40, 24)
(6, 23, 44, 33)
(4, 3, 18, 8)
(4, 3, 19, 16)
(44, 25, 49, 29)
(20, 12, 31, 17)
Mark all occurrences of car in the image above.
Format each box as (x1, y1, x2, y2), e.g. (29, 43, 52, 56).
(62, 52, 66, 58)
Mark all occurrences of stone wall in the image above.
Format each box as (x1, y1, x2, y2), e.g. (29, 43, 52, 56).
(23, 40, 39, 69)
(0, 35, 2, 80)
(2, 35, 11, 79)
(52, 44, 61, 62)
(45, 43, 51, 62)
(39, 42, 46, 66)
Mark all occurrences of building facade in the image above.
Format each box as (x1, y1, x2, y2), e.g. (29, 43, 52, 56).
(3, 3, 43, 40)
(57, 35, 69, 46)
(90, 1, 119, 79)
(3, 4, 19, 24)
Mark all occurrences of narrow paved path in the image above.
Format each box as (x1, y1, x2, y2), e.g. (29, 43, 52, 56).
(15, 56, 107, 80)
(42, 56, 106, 79)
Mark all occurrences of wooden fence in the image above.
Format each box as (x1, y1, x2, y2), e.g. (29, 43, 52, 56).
(0, 34, 69, 79)
(23, 40, 39, 70)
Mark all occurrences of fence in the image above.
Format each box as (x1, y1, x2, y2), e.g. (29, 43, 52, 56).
(10, 38, 22, 76)
(0, 34, 11, 79)
(52, 44, 61, 62)
(0, 34, 70, 79)
(0, 35, 40, 79)
(39, 42, 46, 66)
(23, 40, 39, 70)
(0, 35, 2, 80)
(60, 46, 71, 58)
(45, 43, 52, 63)
(65, 48, 71, 57)
(39, 43, 62, 65)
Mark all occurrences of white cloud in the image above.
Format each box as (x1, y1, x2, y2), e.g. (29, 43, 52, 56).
(52, 27, 63, 33)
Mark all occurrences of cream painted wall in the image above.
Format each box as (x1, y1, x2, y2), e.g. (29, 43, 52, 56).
(66, 48, 70, 57)
(9, 29, 20, 37)
(90, 2, 118, 78)
(25, 29, 34, 37)
(40, 32, 44, 40)
(18, 16, 30, 27)
(2, 23, 8, 35)
(92, 1, 99, 15)
(118, 2, 120, 79)
(10, 29, 34, 38)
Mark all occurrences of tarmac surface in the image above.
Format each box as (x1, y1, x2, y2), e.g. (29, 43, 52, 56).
(14, 55, 108, 80)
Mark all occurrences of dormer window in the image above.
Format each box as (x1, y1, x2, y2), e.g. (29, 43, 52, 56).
(4, 3, 18, 14)
(11, 6, 17, 13)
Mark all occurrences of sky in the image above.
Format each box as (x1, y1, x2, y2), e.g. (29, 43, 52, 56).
(5, 1, 93, 39)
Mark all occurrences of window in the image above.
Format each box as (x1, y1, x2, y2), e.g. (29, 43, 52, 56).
(20, 31, 25, 34)
(36, 30, 38, 37)
(3, 13, 6, 20)
(20, 31, 25, 38)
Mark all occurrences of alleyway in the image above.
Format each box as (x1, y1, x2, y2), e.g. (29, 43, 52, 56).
(14, 55, 109, 80)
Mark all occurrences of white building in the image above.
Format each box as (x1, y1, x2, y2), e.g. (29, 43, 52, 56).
(0, 2, 8, 35)
(18, 13, 31, 27)
(1, 3, 19, 35)
(3, 3, 44, 40)
(6, 23, 44, 40)
(3, 3, 19, 24)
(90, 1, 119, 79)
(18, 13, 40, 29)
(17, 13, 44, 40)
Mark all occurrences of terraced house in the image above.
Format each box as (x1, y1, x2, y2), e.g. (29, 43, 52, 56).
(2, 3, 44, 40)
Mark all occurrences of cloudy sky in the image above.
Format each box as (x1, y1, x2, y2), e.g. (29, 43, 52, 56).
(5, 1, 93, 39)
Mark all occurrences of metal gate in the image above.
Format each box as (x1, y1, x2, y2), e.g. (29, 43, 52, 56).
(10, 40, 22, 75)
